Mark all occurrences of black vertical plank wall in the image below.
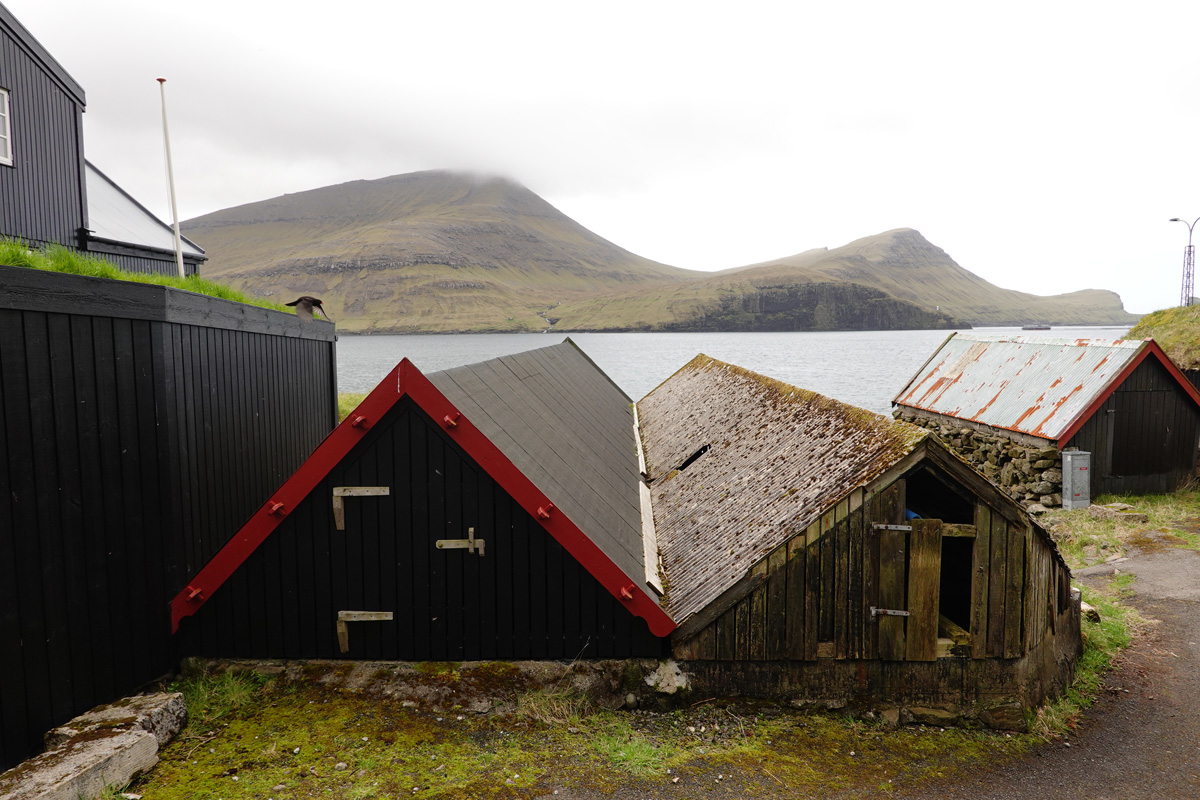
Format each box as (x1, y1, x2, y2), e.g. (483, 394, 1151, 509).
(0, 269, 336, 771)
(178, 398, 668, 664)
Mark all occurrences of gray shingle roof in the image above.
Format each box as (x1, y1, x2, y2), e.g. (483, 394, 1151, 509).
(638, 355, 928, 624)
(427, 339, 657, 602)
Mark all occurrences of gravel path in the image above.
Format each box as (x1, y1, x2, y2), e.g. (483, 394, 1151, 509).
(895, 547, 1200, 800)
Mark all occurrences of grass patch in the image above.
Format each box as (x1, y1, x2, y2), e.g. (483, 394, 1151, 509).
(516, 686, 593, 726)
(0, 238, 288, 313)
(1044, 488, 1200, 565)
(1030, 575, 1142, 738)
(590, 718, 679, 775)
(175, 669, 274, 731)
(338, 392, 367, 422)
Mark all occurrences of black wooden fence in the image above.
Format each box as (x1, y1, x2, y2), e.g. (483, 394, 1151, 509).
(0, 264, 337, 770)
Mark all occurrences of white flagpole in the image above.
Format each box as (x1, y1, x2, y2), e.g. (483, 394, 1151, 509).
(157, 77, 186, 278)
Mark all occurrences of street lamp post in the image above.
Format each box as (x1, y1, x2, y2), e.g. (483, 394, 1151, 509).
(1171, 217, 1200, 307)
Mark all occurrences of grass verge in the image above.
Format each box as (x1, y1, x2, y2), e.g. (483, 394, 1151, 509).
(1043, 488, 1200, 565)
(338, 392, 368, 422)
(0, 238, 288, 312)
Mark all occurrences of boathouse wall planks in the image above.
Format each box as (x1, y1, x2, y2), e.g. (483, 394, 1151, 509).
(0, 267, 336, 771)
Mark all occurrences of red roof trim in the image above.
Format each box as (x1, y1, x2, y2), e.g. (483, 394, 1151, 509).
(170, 359, 675, 637)
(1055, 340, 1200, 447)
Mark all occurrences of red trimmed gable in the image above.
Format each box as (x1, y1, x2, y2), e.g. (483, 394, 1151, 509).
(1054, 339, 1200, 447)
(170, 358, 676, 637)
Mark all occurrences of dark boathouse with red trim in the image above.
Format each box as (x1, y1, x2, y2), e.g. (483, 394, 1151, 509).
(172, 340, 673, 660)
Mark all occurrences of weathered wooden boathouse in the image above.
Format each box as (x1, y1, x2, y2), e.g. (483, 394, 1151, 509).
(171, 341, 673, 660)
(893, 333, 1200, 497)
(638, 356, 1080, 722)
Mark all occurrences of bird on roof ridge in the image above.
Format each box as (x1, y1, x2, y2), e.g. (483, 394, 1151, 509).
(286, 296, 331, 321)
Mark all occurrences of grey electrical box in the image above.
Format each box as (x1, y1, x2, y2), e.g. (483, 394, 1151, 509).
(1062, 450, 1091, 509)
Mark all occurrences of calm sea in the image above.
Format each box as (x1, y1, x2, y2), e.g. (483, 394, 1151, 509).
(335, 326, 1132, 416)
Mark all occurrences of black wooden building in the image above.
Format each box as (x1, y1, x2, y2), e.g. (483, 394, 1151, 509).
(0, 2, 206, 276)
(172, 341, 673, 661)
(893, 333, 1200, 496)
(0, 265, 336, 770)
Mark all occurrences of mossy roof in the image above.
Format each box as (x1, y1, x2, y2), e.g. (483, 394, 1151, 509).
(637, 354, 928, 624)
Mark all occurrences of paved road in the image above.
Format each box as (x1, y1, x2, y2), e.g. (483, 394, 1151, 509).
(897, 547, 1200, 800)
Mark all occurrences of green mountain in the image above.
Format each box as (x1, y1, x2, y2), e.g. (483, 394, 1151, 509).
(183, 172, 1137, 333)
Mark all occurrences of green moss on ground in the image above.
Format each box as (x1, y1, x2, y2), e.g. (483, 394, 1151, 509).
(134, 674, 1034, 799)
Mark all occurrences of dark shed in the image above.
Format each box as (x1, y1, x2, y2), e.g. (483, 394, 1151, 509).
(0, 2, 206, 276)
(0, 264, 335, 770)
(638, 356, 1080, 723)
(0, 1, 87, 249)
(893, 333, 1200, 496)
(172, 340, 673, 660)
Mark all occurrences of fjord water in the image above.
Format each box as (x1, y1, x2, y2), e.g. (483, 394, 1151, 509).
(336, 327, 1132, 416)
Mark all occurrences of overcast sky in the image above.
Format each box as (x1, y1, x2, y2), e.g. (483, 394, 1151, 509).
(9, 0, 1200, 313)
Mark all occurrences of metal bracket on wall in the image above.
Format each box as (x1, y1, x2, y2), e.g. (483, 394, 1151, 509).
(870, 607, 910, 618)
(870, 524, 912, 533)
(332, 486, 390, 530)
(336, 610, 394, 653)
(436, 526, 486, 556)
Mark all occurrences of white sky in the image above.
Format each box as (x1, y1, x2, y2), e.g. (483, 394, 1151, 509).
(9, 0, 1200, 313)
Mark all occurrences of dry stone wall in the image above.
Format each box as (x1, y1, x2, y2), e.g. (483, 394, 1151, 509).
(894, 410, 1063, 510)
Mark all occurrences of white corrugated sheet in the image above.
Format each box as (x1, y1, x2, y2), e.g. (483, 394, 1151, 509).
(85, 162, 204, 256)
(893, 333, 1146, 442)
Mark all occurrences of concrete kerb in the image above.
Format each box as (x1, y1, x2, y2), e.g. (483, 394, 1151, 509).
(0, 692, 186, 800)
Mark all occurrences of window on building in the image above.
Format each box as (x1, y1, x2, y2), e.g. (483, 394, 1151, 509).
(0, 88, 11, 166)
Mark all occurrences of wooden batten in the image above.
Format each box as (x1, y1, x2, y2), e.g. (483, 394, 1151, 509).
(971, 503, 993, 659)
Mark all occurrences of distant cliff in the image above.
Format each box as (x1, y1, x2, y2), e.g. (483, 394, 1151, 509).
(183, 172, 1137, 333)
(658, 283, 959, 332)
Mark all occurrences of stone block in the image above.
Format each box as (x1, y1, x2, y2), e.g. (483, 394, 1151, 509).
(978, 701, 1028, 732)
(0, 729, 158, 800)
(1041, 468, 1063, 484)
(908, 706, 960, 726)
(999, 462, 1016, 486)
(1029, 481, 1053, 495)
(45, 693, 186, 751)
(1087, 504, 1149, 523)
(1034, 447, 1061, 461)
(1032, 459, 1057, 470)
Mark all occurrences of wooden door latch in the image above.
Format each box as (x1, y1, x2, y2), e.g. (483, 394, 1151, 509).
(436, 526, 485, 556)
(336, 610, 394, 653)
(332, 486, 390, 530)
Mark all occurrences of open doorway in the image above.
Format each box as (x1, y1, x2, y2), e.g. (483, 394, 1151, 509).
(939, 536, 974, 631)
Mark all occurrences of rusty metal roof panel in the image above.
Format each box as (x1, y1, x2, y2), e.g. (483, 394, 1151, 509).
(637, 355, 928, 624)
(892, 333, 1146, 442)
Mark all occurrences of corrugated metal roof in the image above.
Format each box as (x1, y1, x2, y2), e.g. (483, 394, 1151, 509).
(637, 355, 928, 624)
(428, 339, 657, 602)
(85, 162, 205, 257)
(893, 333, 1146, 442)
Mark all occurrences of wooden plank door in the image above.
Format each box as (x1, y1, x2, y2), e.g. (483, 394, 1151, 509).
(906, 519, 942, 661)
